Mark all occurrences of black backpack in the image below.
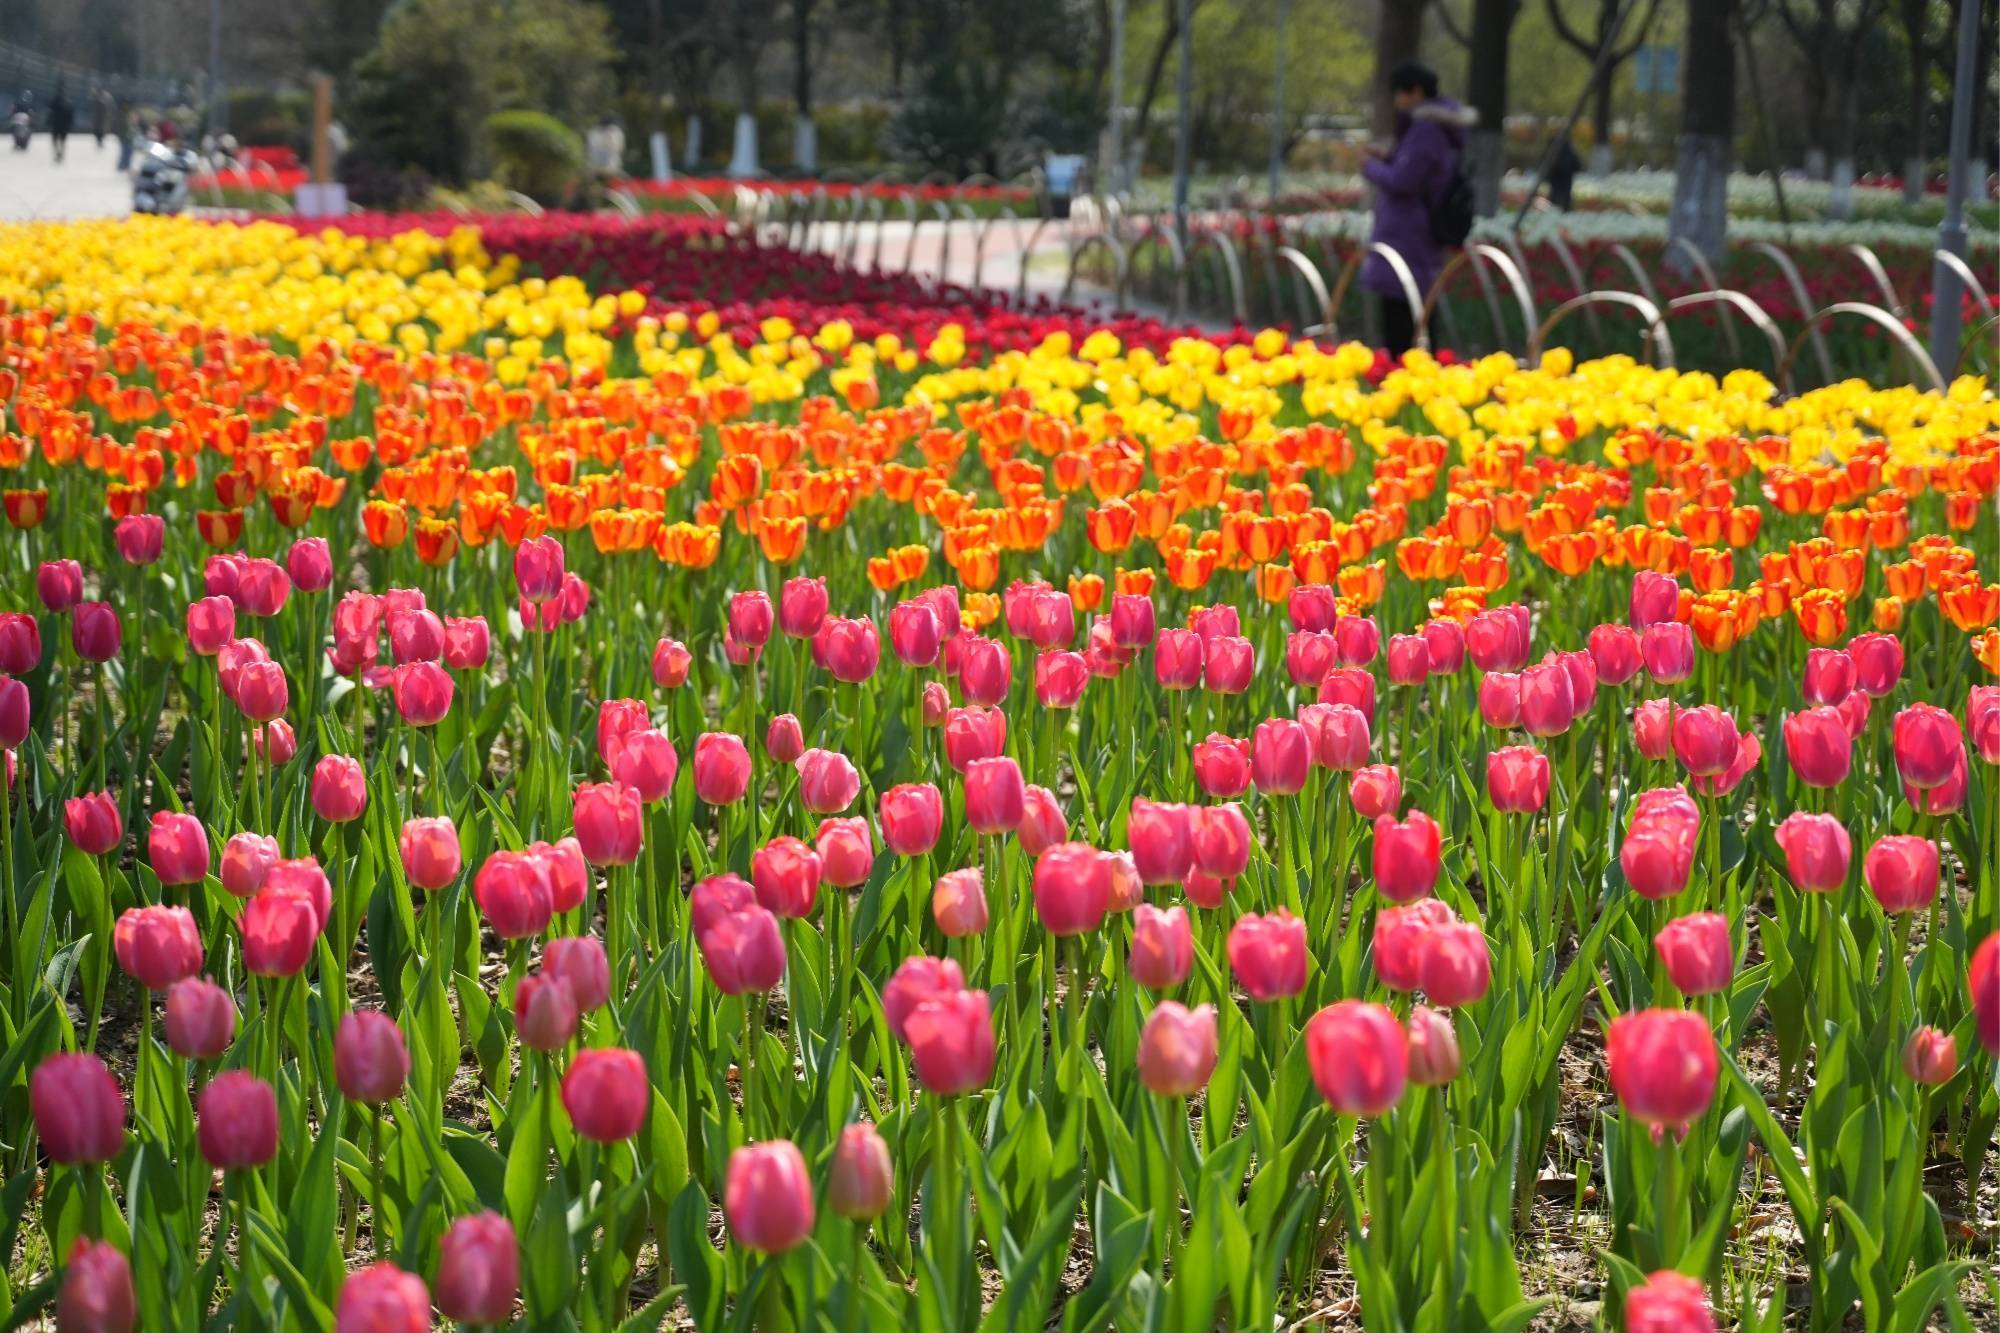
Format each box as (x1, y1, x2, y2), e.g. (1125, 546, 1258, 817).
(1429, 156, 1475, 248)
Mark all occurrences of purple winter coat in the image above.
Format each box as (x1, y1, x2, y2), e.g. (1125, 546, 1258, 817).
(1360, 97, 1477, 301)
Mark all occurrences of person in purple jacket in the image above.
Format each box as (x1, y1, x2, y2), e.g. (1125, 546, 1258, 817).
(1361, 62, 1477, 357)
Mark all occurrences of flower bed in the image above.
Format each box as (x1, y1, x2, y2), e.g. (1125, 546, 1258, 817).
(0, 212, 1997, 1333)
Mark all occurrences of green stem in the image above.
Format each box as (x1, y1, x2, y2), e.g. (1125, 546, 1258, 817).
(370, 1107, 388, 1259)
(1658, 1129, 1685, 1265)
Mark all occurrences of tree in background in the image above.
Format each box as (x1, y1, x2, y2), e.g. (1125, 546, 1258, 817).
(1370, 0, 1432, 136)
(1667, 0, 1734, 263)
(1546, 0, 1665, 173)
(893, 0, 1101, 177)
(1439, 0, 1523, 215)
(1775, 0, 1890, 217)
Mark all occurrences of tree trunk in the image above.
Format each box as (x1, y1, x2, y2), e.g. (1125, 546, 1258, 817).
(1900, 0, 1929, 203)
(728, 7, 760, 177)
(1668, 0, 1734, 266)
(792, 0, 815, 170)
(1591, 61, 1614, 171)
(1465, 0, 1515, 215)
(1372, 0, 1431, 139)
(1132, 2, 1189, 174)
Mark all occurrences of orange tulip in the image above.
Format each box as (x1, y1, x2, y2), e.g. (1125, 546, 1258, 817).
(364, 501, 410, 549)
(1793, 588, 1847, 645)
(197, 508, 246, 548)
(3, 488, 49, 529)
(1067, 573, 1106, 610)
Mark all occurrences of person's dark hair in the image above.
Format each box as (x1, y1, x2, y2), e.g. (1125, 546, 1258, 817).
(1387, 62, 1438, 98)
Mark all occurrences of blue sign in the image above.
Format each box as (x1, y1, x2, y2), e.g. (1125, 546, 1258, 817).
(1632, 45, 1681, 96)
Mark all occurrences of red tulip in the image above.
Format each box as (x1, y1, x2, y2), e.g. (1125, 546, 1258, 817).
(1901, 1026, 1956, 1086)
(1640, 622, 1693, 684)
(1629, 571, 1679, 629)
(1373, 811, 1442, 902)
(1385, 633, 1430, 686)
(532, 838, 590, 914)
(1848, 632, 1903, 697)
(903, 987, 995, 1094)
(1289, 584, 1338, 631)
(1689, 730, 1760, 798)
(1191, 802, 1251, 879)
(1349, 763, 1402, 818)
(434, 1212, 519, 1325)
(1654, 912, 1733, 996)
(943, 705, 1006, 771)
(745, 837, 821, 924)
(1773, 812, 1851, 892)
(762, 713, 804, 765)
(1486, 745, 1550, 813)
(336, 1262, 429, 1333)
(544, 935, 611, 1012)
(725, 1140, 816, 1254)
(698, 901, 786, 995)
(514, 535, 565, 603)
(386, 604, 442, 660)
(1405, 1005, 1461, 1085)
(797, 748, 862, 814)
(693, 732, 752, 805)
(1016, 784, 1067, 857)
(197, 1071, 278, 1169)
(113, 514, 164, 566)
(1420, 617, 1466, 674)
(596, 698, 650, 768)
(1466, 605, 1531, 672)
(1863, 835, 1938, 914)
(1605, 1008, 1717, 1134)
(957, 635, 1011, 704)
(64, 791, 122, 856)
(113, 905, 201, 990)
(236, 560, 291, 618)
(1228, 909, 1307, 1001)
(1130, 904, 1193, 989)
(1032, 842, 1110, 936)
(814, 615, 880, 683)
(1137, 1000, 1217, 1096)
(965, 756, 1026, 834)
(1671, 705, 1739, 777)
(57, 1238, 135, 1333)
(1128, 797, 1195, 884)
(1970, 933, 1998, 1055)
(1202, 635, 1254, 694)
(1110, 593, 1155, 647)
(1034, 650, 1089, 708)
(37, 559, 83, 613)
(30, 1052, 124, 1163)
(71, 602, 121, 662)
(164, 977, 235, 1060)
(1310, 703, 1372, 771)
(1318, 666, 1377, 724)
(652, 636, 692, 688)
(285, 536, 333, 593)
(1477, 672, 1522, 730)
(605, 728, 675, 803)
(828, 1123, 894, 1219)
(240, 888, 320, 976)
(573, 781, 643, 866)
(932, 868, 988, 936)
(516, 972, 580, 1051)
(1624, 1270, 1716, 1333)
(883, 955, 965, 1041)
(1419, 921, 1490, 1007)
(1892, 703, 1963, 790)
(889, 600, 942, 668)
(391, 661, 453, 726)
(1334, 615, 1380, 667)
(1252, 717, 1311, 795)
(1519, 661, 1575, 737)
(1373, 898, 1457, 992)
(473, 851, 555, 940)
(0, 676, 24, 751)
(562, 1047, 649, 1142)
(875, 782, 943, 856)
(1192, 733, 1251, 797)
(779, 576, 829, 639)
(1588, 622, 1642, 686)
(1632, 698, 1673, 760)
(1286, 630, 1337, 687)
(0, 612, 41, 673)
(1801, 648, 1853, 706)
(1152, 627, 1202, 691)
(254, 720, 296, 766)
(1305, 1000, 1407, 1115)
(1783, 707, 1852, 788)
(334, 1010, 409, 1103)
(147, 811, 210, 885)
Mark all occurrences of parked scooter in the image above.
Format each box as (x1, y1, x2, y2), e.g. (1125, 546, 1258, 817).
(132, 140, 199, 214)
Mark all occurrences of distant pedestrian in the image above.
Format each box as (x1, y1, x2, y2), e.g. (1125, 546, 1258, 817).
(92, 87, 114, 149)
(1360, 61, 1476, 358)
(1546, 135, 1581, 212)
(587, 114, 626, 181)
(49, 82, 75, 164)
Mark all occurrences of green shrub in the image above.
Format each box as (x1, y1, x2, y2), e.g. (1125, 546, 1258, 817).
(482, 110, 585, 204)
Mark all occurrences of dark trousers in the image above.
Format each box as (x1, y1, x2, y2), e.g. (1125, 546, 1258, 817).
(1379, 296, 1415, 358)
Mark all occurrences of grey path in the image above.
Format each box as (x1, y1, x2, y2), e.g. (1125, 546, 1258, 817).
(0, 132, 131, 219)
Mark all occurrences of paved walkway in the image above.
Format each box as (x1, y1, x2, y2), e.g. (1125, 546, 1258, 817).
(0, 132, 131, 219)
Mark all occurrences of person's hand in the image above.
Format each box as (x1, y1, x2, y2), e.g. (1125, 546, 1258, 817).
(1364, 142, 1389, 161)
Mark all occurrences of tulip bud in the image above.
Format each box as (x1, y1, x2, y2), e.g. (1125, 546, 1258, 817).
(399, 816, 462, 891)
(1130, 904, 1193, 989)
(1373, 811, 1442, 902)
(57, 1238, 135, 1333)
(1252, 717, 1311, 795)
(1640, 622, 1693, 684)
(889, 599, 942, 667)
(516, 972, 581, 1052)
(1653, 912, 1734, 997)
(1404, 1006, 1461, 1085)
(1901, 1026, 1957, 1086)
(931, 867, 988, 937)
(514, 536, 565, 603)
(435, 1212, 519, 1325)
(1136, 1000, 1218, 1096)
(779, 577, 829, 639)
(197, 1070, 278, 1169)
(164, 977, 235, 1061)
(562, 1047, 649, 1142)
(30, 1052, 125, 1164)
(651, 636, 692, 689)
(1304, 1000, 1407, 1115)
(334, 1011, 410, 1104)
(0, 612, 40, 675)
(1605, 1008, 1717, 1134)
(113, 905, 202, 991)
(1228, 909, 1308, 1001)
(726, 1140, 816, 1253)
(63, 791, 123, 857)
(285, 537, 333, 593)
(311, 754, 367, 823)
(147, 812, 210, 886)
(764, 713, 804, 765)
(335, 1262, 430, 1333)
(1624, 1270, 1716, 1333)
(828, 1123, 895, 1219)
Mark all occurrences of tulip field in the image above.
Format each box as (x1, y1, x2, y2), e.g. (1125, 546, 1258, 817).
(2, 212, 2000, 1332)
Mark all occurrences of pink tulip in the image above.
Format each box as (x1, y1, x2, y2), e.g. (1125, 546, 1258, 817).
(1373, 811, 1442, 902)
(1128, 798, 1195, 884)
(964, 756, 1026, 834)
(815, 817, 874, 888)
(779, 577, 829, 639)
(932, 868, 988, 937)
(726, 1140, 817, 1253)
(561, 1048, 648, 1142)
(1032, 843, 1110, 936)
(1227, 909, 1307, 1001)
(797, 748, 862, 814)
(333, 1010, 409, 1104)
(828, 1122, 895, 1218)
(1136, 1001, 1218, 1096)
(1653, 912, 1733, 996)
(751, 836, 821, 919)
(1349, 763, 1402, 819)
(693, 733, 752, 805)
(435, 1212, 519, 1325)
(164, 977, 235, 1060)
(880, 782, 945, 856)
(1773, 812, 1851, 891)
(1304, 1000, 1407, 1115)
(1129, 904, 1193, 989)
